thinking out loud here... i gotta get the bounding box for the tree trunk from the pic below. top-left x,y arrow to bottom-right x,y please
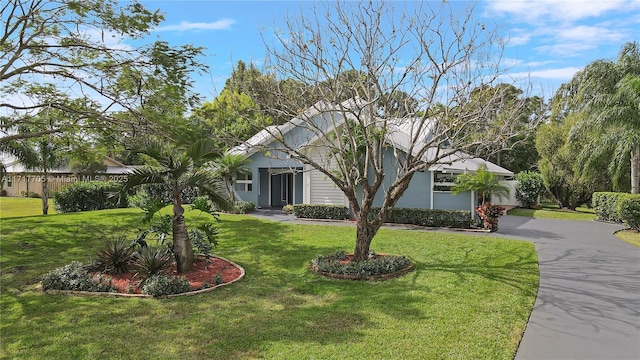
172,187 -> 194,273
632,146 -> 639,194
353,215 -> 379,262
41,173 -> 49,215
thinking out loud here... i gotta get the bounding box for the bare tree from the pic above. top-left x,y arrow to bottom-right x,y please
250,1 -> 540,261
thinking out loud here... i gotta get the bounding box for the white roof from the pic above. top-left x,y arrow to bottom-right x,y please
229,100 -> 513,176
1,155 -> 134,175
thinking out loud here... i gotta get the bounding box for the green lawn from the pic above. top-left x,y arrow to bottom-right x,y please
508,203 -> 596,221
1,207 -> 538,360
0,197 -> 56,218
615,230 -> 640,248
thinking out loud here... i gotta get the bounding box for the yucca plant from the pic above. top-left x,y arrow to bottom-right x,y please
132,246 -> 172,281
96,237 -> 134,274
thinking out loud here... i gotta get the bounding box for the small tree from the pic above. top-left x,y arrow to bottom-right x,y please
515,171 -> 545,208
451,165 -> 510,205
122,137 -> 228,273
213,154 -> 251,208
452,164 -> 510,231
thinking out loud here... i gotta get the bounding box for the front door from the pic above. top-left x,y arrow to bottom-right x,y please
271,173 -> 293,207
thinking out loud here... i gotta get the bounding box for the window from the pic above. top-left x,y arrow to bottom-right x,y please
236,173 -> 252,192
433,171 -> 457,192
5,175 -> 13,188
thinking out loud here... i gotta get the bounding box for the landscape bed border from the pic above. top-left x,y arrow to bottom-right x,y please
40,255 -> 246,299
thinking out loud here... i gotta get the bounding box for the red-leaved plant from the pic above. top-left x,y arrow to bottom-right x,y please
475,202 -> 505,231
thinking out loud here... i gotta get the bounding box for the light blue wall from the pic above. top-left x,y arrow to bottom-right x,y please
368,148 -> 431,208
433,191 -> 472,211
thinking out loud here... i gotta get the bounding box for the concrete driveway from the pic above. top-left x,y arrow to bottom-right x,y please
251,210 -> 640,359
494,216 -> 640,360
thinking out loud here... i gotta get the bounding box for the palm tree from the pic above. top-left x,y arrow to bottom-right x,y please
214,153 -> 251,208
1,132 -> 64,215
567,42 -> 640,193
451,164 -> 510,205
122,138 -> 229,273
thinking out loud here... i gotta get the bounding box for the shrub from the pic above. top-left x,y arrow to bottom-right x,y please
96,237 -> 134,274
20,190 -> 40,198
132,246 -> 172,281
128,184 -> 199,208
312,252 -> 412,278
475,203 -> 505,231
592,192 -> 640,223
618,196 -> 640,231
293,204 -> 350,220
54,181 -> 127,213
41,261 -> 116,292
282,204 -> 294,214
189,226 -> 218,257
141,274 -> 191,297
375,207 -> 474,228
234,201 -> 255,214
515,171 -> 545,208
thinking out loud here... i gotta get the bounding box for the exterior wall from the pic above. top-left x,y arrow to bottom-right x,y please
433,191 -> 473,211
369,149 -> 432,208
497,180 -> 519,206
303,146 -> 348,206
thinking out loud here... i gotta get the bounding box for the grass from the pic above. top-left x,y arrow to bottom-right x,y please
0,197 -> 56,218
1,207 -> 538,360
615,230 -> 640,248
508,203 -> 596,221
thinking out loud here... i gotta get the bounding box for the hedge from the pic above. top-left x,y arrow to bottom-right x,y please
54,181 -> 127,213
592,192 -> 640,223
618,196 -> 640,231
293,204 -> 473,228
373,207 -> 474,229
293,204 -> 350,220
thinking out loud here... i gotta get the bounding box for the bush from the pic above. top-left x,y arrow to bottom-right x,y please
141,274 -> 191,297
618,196 -> 640,231
128,184 -> 199,208
375,207 -> 474,229
293,204 -> 350,220
20,190 -> 40,198
234,201 -> 255,214
282,204 -> 294,214
42,261 -> 116,292
475,203 -> 505,231
312,251 -> 412,278
54,181 -> 127,213
96,237 -> 134,274
592,192 -> 640,223
515,171 -> 544,208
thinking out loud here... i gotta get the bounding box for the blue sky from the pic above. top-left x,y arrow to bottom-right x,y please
137,0 -> 640,102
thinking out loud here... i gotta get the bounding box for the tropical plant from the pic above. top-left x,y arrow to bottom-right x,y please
557,42 -> 640,194
451,164 -> 510,205
121,137 -> 229,273
213,153 -> 251,208
96,237 -> 134,275
132,246 -> 172,281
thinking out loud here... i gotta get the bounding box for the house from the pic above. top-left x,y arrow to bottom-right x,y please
229,100 -> 515,213
0,156 -> 134,197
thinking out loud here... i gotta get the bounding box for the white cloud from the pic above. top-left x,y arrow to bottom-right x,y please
508,66 -> 583,80
554,25 -> 626,43
486,0 -> 631,23
154,19 -> 236,32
